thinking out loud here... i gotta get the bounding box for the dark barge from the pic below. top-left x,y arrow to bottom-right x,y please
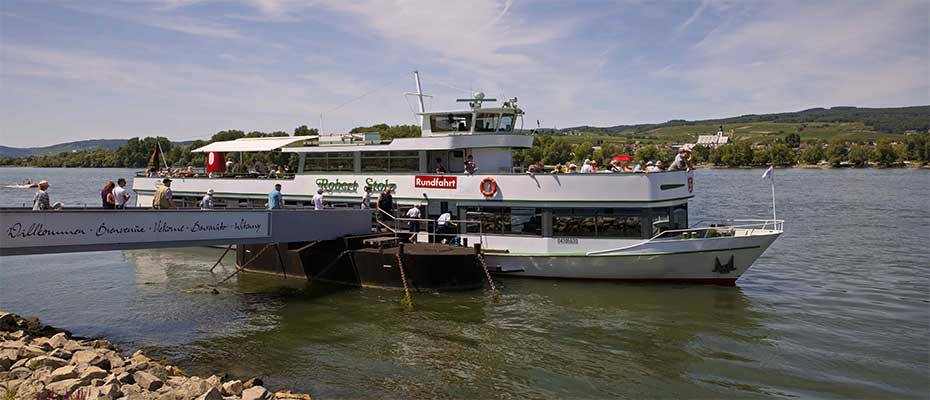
236,234 -> 487,291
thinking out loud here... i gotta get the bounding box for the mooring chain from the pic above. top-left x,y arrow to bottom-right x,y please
476,253 -> 497,292
214,243 -> 274,286
394,252 -> 413,309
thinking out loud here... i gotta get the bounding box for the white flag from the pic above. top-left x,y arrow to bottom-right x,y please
762,166 -> 774,180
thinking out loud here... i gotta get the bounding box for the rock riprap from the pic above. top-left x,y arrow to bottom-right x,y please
0,311 -> 312,400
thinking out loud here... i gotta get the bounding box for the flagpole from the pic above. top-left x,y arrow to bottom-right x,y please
771,171 -> 777,224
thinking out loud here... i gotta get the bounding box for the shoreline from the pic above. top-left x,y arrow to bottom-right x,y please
0,311 -> 310,400
0,163 -> 928,170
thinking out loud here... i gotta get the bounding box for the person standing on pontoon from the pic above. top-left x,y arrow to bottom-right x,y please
32,180 -> 62,211
113,178 -> 132,209
360,186 -> 372,209
268,184 -> 284,210
312,189 -> 325,210
406,204 -> 422,240
377,188 -> 395,228
200,189 -> 215,210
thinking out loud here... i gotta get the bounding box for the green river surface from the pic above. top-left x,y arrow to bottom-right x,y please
1,167 -> 927,399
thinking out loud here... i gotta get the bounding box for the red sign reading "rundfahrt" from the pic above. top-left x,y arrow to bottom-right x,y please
414,175 -> 457,189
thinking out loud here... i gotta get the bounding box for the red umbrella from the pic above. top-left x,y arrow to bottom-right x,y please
613,155 -> 633,162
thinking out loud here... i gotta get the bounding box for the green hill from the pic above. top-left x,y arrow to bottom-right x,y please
558,106 -> 928,144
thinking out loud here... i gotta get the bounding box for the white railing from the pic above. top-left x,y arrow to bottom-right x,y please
586,218 -> 784,256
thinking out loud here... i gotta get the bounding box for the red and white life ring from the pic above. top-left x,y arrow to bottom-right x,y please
480,177 -> 498,197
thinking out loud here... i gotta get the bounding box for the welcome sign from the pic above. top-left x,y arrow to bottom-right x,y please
1,210 -> 270,249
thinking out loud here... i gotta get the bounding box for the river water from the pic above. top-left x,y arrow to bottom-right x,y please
0,167 -> 927,399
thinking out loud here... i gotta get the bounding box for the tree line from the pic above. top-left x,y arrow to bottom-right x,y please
514,132 -> 930,168
0,124 -> 419,169
2,125 -> 927,169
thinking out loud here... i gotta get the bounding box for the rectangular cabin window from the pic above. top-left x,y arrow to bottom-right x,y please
303,152 -> 354,172
463,207 -> 542,236
430,114 -> 472,133
360,151 -> 419,172
552,208 -> 642,238
390,155 -> 419,172
361,151 -> 389,172
475,113 -> 501,132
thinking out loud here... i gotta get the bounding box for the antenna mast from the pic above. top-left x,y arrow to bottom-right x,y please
413,70 -> 426,114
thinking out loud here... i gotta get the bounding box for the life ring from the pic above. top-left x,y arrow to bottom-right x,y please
480,177 -> 498,197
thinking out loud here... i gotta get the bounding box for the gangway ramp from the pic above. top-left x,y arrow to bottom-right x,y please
0,208 -> 371,256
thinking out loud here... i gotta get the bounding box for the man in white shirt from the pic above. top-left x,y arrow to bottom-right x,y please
312,189 -> 325,210
112,178 -> 132,209
436,211 -> 457,243
405,204 -> 422,234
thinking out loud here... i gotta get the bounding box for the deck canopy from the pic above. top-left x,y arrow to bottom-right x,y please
192,136 -> 316,153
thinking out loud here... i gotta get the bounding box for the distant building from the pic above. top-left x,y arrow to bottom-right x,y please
695,126 -> 730,148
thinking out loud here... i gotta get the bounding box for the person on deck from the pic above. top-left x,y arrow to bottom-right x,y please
152,178 -> 175,209
464,155 -> 477,175
268,183 -> 284,210
645,161 -> 660,173
633,160 -> 645,173
434,158 -> 447,174
200,189 -> 215,210
184,166 -> 195,177
113,178 -> 131,209
580,160 -> 593,174
669,148 -> 692,171
102,181 -> 116,209
32,181 -> 62,211
312,189 -> 325,210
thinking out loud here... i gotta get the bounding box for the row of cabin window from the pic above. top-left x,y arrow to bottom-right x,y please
303,151 -> 420,173
429,113 -> 517,133
460,206 -> 688,239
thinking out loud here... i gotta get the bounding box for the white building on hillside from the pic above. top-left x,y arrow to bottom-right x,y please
696,126 -> 730,148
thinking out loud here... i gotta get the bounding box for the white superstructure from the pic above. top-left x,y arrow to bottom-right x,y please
133,72 -> 781,284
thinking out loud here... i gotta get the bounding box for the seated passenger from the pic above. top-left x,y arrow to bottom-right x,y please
633,161 -> 645,173
645,161 -> 660,173
464,155 -> 477,175
435,158 -> 447,174
655,160 -> 666,171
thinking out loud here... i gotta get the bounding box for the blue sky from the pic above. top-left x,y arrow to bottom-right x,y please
1,0 -> 928,147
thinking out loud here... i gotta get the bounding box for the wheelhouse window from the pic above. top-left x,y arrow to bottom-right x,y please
499,114 -> 516,132
303,152 -> 354,172
430,114 -> 472,132
475,113 -> 501,132
552,208 -> 642,238
463,207 -> 542,236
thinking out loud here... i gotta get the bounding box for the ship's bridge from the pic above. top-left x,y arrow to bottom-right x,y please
419,94 -> 524,137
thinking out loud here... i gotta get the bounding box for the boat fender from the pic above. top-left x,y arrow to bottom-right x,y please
480,177 -> 498,197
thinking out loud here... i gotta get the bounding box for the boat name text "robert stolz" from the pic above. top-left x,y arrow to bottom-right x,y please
315,178 -> 397,193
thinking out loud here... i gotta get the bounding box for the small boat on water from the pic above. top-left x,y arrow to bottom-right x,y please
132,71 -> 782,285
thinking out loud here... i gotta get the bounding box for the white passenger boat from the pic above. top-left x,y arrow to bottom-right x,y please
133,72 -> 782,284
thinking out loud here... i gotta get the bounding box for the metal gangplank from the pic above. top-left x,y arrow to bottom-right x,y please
0,208 -> 372,256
